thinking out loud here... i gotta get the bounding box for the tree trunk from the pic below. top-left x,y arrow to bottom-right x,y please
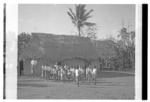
78,26 -> 81,37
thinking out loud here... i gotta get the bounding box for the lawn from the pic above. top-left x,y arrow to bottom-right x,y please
17,71 -> 135,99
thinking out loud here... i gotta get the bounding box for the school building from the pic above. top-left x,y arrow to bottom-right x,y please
18,33 -> 117,76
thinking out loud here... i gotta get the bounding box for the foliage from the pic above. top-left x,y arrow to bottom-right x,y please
18,32 -> 32,59
108,28 -> 135,71
86,25 -> 97,40
67,4 -> 96,37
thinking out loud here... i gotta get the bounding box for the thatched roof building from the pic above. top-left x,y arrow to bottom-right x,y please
18,33 -> 118,76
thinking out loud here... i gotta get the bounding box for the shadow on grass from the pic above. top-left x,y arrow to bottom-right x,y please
97,71 -> 134,78
18,83 -> 49,88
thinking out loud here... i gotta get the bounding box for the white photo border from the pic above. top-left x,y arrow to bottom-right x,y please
0,0 -> 148,101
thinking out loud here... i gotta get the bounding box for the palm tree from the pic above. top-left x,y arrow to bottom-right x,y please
67,4 -> 95,37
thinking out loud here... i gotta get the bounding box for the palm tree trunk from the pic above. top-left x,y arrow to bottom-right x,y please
78,26 -> 81,37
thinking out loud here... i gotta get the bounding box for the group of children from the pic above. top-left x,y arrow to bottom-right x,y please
41,63 -> 97,86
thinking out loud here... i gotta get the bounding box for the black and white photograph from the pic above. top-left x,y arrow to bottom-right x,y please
16,4 -> 137,99
2,0 -> 148,100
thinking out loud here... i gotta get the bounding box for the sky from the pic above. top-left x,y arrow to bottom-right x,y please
18,4 -> 135,39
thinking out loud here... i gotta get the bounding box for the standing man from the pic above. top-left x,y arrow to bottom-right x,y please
75,66 -> 79,87
86,65 -> 91,82
41,65 -> 44,77
54,62 -> 59,80
60,67 -> 64,81
30,59 -> 37,75
92,66 -> 97,85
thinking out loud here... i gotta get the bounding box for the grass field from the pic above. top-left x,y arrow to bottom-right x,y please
17,71 -> 135,99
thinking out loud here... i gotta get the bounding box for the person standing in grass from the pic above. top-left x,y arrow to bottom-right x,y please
30,59 -> 37,75
60,66 -> 64,81
86,65 -> 91,82
75,66 -> 79,87
54,63 -> 59,80
92,66 -> 97,85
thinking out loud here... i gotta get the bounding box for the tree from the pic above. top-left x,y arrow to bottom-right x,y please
118,27 -> 129,48
107,28 -> 135,71
18,32 -> 32,60
86,25 -> 97,40
67,4 -> 95,37
117,27 -> 135,70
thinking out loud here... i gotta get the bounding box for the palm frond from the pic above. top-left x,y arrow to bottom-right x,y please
67,12 -> 74,20
83,22 -> 96,26
79,4 -> 86,18
67,12 -> 77,25
81,15 -> 92,22
84,9 -> 94,18
68,8 -> 76,20
75,4 -> 80,19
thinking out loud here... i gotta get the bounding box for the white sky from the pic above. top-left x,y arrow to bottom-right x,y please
18,4 -> 135,39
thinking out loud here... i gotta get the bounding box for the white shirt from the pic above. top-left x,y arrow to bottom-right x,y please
31,60 -> 37,66
75,69 -> 79,76
93,68 -> 97,74
86,67 -> 90,74
54,64 -> 59,70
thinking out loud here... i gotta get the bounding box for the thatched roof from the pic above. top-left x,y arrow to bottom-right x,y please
20,33 -> 118,64
20,33 -> 98,62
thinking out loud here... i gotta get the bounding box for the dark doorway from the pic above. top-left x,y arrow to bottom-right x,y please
20,60 -> 24,76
